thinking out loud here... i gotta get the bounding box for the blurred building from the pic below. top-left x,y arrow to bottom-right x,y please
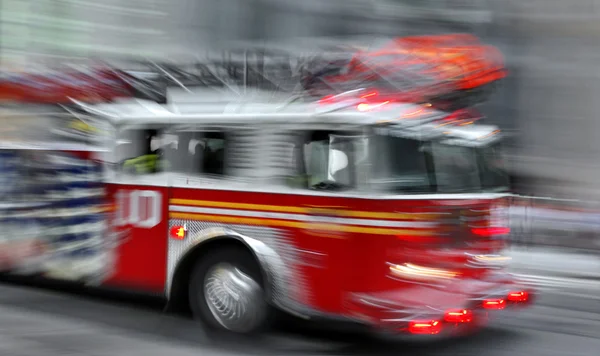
499,0 -> 600,199
1,0 -> 496,59
0,0 -> 171,64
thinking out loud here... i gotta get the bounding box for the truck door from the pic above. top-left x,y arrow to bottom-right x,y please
104,125 -> 171,292
291,130 -> 366,313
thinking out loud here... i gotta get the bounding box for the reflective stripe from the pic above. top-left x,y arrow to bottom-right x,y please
169,205 -> 437,229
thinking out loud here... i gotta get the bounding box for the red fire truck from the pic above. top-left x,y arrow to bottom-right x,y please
0,89 -> 532,337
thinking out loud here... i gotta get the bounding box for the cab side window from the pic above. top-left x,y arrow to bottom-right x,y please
116,128 -> 169,175
167,130 -> 227,177
289,130 -> 360,191
200,132 -> 226,176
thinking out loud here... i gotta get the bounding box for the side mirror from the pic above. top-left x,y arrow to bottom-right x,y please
328,149 -> 348,178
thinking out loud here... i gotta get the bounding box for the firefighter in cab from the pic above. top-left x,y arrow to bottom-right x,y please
122,129 -> 167,174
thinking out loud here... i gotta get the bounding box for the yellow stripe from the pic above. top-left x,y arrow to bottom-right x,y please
169,199 -> 439,221
169,212 -> 435,237
171,199 -> 305,213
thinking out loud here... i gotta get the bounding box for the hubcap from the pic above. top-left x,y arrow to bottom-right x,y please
203,263 -> 265,333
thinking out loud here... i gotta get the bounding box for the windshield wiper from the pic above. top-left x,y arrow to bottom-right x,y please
388,185 -> 436,194
310,180 -> 352,192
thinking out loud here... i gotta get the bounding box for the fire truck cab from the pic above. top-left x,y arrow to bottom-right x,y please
1,89 -> 533,337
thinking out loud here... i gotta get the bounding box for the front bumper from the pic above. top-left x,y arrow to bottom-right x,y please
344,279 -> 534,338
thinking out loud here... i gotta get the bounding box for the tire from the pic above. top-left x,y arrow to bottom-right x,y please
188,245 -> 270,334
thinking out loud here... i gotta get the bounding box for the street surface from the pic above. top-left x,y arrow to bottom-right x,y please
0,279 -> 598,356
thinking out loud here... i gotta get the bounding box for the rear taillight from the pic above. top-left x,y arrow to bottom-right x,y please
408,320 -> 442,335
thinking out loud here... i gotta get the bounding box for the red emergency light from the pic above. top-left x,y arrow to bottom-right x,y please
507,291 -> 530,303
408,320 -> 442,335
317,90 -> 484,126
444,309 -> 473,323
169,225 -> 186,240
482,298 -> 506,310
470,227 -> 510,237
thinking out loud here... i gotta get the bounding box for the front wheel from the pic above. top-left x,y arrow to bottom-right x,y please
189,246 -> 270,334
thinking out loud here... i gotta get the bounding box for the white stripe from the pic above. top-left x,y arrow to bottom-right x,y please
544,290 -> 600,301
515,274 -> 600,291
168,205 -> 438,228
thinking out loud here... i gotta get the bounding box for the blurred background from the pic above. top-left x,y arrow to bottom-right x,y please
2,0 -> 599,198
0,1 -> 599,355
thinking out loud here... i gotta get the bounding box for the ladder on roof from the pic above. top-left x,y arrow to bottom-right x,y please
107,36 -> 431,100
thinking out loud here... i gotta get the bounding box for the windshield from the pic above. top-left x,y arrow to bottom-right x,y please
370,136 -> 509,194
431,143 -> 481,192
477,143 -> 510,192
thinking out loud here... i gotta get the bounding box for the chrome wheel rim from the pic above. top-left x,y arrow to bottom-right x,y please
203,263 -> 265,333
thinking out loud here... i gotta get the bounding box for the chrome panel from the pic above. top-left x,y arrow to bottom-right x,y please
166,220 -> 314,317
